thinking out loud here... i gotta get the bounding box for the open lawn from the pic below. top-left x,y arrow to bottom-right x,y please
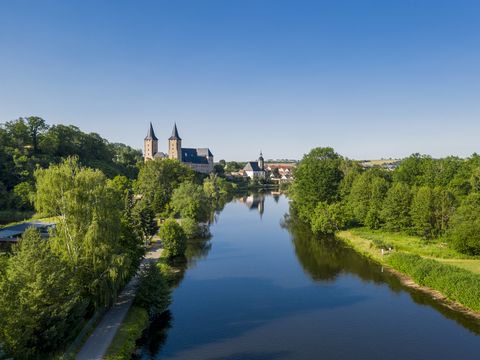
345,227 -> 470,259
337,228 -> 480,275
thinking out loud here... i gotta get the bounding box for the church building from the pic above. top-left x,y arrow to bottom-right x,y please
243,152 -> 266,179
144,123 -> 214,174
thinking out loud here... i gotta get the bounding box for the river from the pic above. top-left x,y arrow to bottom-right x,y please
139,193 -> 480,360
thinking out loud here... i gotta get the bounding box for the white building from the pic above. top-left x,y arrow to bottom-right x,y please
243,152 -> 266,179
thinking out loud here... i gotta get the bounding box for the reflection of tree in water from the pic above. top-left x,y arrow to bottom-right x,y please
283,213 -> 399,286
283,211 -> 480,335
139,234 -> 215,355
136,311 -> 172,358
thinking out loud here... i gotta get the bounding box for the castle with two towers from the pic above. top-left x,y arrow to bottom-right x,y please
144,123 -> 214,174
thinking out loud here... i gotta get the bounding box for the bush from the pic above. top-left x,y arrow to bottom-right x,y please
159,218 -> 187,258
386,252 -> 480,311
135,263 -> 171,317
181,218 -> 210,239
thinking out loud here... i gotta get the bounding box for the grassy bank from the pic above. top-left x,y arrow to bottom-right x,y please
337,228 -> 480,314
104,306 -> 149,360
387,253 -> 480,312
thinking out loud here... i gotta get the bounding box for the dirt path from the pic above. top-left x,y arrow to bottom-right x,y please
76,242 -> 163,360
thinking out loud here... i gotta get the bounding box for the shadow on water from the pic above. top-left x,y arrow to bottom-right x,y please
283,213 -> 480,335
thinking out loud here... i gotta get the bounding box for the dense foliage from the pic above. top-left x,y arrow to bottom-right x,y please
0,117 -> 142,219
135,263 -> 171,317
291,148 -> 480,254
159,219 -> 187,258
0,159 -> 145,358
134,159 -> 194,214
0,228 -> 86,357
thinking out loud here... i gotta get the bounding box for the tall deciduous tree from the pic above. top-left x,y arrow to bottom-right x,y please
171,181 -> 211,222
410,186 -> 437,239
381,182 -> 412,231
35,158 -> 132,307
291,147 -> 343,223
448,193 -> 480,255
0,229 -> 86,358
135,159 -> 194,214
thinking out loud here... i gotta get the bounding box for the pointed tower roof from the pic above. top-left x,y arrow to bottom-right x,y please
169,123 -> 182,140
145,122 -> 158,141
259,151 -> 264,160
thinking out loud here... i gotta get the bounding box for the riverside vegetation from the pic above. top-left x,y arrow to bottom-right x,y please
290,147 -> 480,313
0,117 -> 235,359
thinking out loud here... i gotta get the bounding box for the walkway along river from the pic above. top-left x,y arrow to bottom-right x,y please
138,193 -> 480,360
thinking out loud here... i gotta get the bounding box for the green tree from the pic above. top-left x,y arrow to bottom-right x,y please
434,187 -> 456,234
448,193 -> 480,255
0,229 -> 86,358
291,147 -> 343,223
25,116 -> 49,154
171,182 -> 211,222
381,182 -> 412,231
35,158 -> 132,307
159,218 -> 187,258
410,186 -> 437,239
135,159 -> 194,214
311,201 -> 348,234
132,198 -> 158,245
135,263 -> 171,317
364,176 -> 389,229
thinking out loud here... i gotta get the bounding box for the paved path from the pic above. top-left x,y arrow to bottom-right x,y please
76,242 -> 163,360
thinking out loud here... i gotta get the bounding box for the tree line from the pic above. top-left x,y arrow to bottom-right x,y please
291,148 -> 480,255
0,117 -> 142,217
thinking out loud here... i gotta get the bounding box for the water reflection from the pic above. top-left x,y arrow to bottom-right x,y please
283,211 -> 480,335
237,193 -> 265,218
139,194 -> 480,360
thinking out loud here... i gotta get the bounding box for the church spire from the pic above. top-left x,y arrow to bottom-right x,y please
169,123 -> 181,140
145,122 -> 158,141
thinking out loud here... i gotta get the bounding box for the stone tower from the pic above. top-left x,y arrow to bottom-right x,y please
258,151 -> 265,171
144,122 -> 158,161
168,123 -> 182,160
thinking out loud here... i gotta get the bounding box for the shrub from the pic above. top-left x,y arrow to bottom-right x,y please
159,218 -> 187,258
180,218 -> 201,239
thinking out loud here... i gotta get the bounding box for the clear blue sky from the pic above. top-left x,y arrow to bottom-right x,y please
1,0 -> 480,161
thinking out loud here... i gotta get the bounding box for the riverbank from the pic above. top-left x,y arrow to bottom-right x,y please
75,242 -> 164,360
337,228 -> 480,319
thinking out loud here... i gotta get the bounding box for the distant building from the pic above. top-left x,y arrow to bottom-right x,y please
144,123 -> 214,174
0,221 -> 56,244
243,152 -> 266,179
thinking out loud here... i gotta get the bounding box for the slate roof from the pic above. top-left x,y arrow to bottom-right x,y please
154,152 -> 167,158
244,162 -> 264,172
181,148 -> 210,164
197,148 -> 214,157
169,123 -> 182,140
145,122 -> 158,141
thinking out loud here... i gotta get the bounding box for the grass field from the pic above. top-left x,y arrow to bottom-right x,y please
337,228 -> 480,274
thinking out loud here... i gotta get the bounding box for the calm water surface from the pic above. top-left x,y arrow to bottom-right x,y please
140,194 -> 480,360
